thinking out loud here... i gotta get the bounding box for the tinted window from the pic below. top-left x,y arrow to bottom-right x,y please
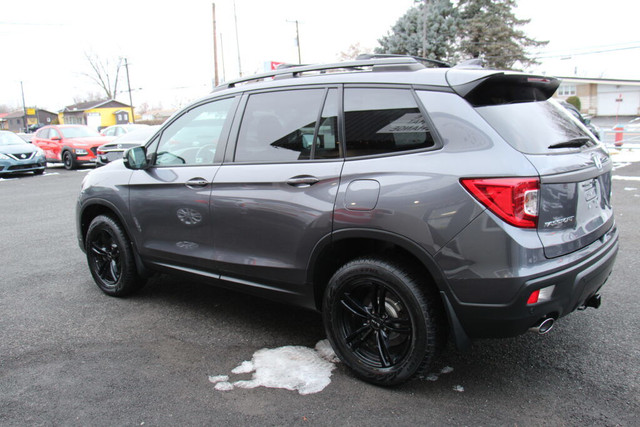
234,89 -> 326,162
476,99 -> 598,154
154,97 -> 234,166
344,88 -> 435,157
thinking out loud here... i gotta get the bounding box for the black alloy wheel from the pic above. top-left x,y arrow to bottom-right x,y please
323,257 -> 444,386
63,151 -> 76,170
85,215 -> 144,296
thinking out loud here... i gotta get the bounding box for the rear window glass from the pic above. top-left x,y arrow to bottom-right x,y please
344,88 -> 435,157
476,99 -> 598,154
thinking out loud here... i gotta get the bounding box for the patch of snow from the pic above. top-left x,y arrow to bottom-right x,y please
208,375 -> 229,384
613,176 -> 640,182
315,339 -> 339,363
624,187 -> 638,191
610,149 -> 640,164
425,374 -> 439,381
214,381 -> 234,391
209,339 -> 338,395
453,385 -> 465,392
440,366 -> 454,374
231,360 -> 254,374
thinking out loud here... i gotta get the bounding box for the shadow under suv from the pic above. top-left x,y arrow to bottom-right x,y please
76,56 -> 618,386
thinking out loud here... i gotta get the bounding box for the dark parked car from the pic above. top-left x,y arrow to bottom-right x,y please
76,56 -> 618,386
0,130 -> 46,176
559,100 -> 602,139
96,126 -> 160,166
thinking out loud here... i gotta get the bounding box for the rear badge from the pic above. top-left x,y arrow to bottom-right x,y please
544,216 -> 575,228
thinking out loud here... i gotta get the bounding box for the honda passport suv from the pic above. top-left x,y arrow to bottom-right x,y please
76,56 -> 618,386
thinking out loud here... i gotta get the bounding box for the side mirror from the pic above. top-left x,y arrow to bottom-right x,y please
123,146 -> 149,170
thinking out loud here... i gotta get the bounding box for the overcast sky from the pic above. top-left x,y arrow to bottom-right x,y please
1,0 -> 638,113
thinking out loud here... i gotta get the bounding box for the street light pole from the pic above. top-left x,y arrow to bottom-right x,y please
287,20 -> 302,64
20,81 -> 28,132
212,3 -> 219,87
124,58 -> 135,123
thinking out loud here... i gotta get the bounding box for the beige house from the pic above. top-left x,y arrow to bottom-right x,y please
554,77 -> 640,117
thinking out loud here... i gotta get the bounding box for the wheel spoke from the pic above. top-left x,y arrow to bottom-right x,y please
90,242 -> 109,258
97,258 -> 111,278
340,293 -> 369,319
348,326 -> 373,351
109,260 -> 120,282
376,330 -> 393,367
375,285 -> 387,316
384,318 -> 412,335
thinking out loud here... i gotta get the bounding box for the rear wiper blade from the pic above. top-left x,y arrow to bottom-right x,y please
548,137 -> 591,149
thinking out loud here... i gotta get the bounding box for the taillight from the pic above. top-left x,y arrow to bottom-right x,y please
460,177 -> 539,228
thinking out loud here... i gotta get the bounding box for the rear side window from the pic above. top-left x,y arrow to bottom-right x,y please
476,99 -> 598,154
344,88 -> 435,157
235,88 -> 338,162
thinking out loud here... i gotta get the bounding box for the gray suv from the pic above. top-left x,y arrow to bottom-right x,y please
76,56 -> 618,386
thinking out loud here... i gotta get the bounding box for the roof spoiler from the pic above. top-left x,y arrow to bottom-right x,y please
450,73 -> 560,107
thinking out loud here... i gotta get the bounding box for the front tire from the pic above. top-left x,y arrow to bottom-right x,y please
63,151 -> 77,170
85,215 -> 145,296
323,256 -> 444,386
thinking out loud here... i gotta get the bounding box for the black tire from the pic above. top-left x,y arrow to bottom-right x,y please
33,168 -> 45,175
63,151 -> 76,170
323,256 -> 444,386
85,215 -> 145,296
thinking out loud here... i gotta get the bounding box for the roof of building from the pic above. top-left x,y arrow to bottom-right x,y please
61,99 -> 131,113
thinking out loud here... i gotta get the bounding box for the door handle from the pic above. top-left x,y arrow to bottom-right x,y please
287,175 -> 320,188
185,177 -> 210,189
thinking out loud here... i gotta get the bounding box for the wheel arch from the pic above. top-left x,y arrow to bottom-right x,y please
79,199 -> 151,279
309,229 -> 449,309
308,228 -> 472,350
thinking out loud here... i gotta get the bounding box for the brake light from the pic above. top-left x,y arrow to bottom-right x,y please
460,177 -> 539,228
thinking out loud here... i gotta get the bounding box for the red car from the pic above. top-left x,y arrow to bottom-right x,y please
32,125 -> 114,170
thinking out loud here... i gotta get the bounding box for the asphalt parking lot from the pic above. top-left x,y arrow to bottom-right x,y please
1,160 -> 639,426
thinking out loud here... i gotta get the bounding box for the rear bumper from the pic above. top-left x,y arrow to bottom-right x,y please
447,225 -> 618,339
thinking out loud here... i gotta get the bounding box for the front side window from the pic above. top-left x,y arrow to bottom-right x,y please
154,97 -> 235,166
234,88 -> 336,162
344,88 -> 435,157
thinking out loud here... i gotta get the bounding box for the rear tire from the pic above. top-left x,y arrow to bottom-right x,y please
323,256 -> 444,386
85,215 -> 145,296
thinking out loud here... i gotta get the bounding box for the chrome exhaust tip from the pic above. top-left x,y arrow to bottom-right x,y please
529,318 -> 554,335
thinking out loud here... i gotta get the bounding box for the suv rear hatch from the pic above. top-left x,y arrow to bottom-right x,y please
454,73 -> 614,258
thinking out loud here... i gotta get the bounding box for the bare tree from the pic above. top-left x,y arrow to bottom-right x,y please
338,43 -> 370,61
72,91 -> 103,105
83,52 -> 122,100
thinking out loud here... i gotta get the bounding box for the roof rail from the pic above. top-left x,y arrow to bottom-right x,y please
213,57 -> 426,92
356,53 -> 451,69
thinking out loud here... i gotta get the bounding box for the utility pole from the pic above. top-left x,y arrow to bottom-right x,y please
287,20 -> 302,64
20,81 -> 28,132
212,3 -> 219,87
422,0 -> 430,58
124,58 -> 135,123
220,33 -> 226,82
233,0 -> 242,77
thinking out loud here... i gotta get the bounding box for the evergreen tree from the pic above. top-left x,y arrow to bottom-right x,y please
457,0 -> 547,69
375,0 -> 546,69
376,0 -> 460,64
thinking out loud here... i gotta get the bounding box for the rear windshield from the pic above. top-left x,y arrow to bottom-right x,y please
476,99 -> 599,154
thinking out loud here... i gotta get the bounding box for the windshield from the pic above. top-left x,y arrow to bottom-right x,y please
61,126 -> 101,138
476,98 -> 599,154
0,131 -> 28,146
